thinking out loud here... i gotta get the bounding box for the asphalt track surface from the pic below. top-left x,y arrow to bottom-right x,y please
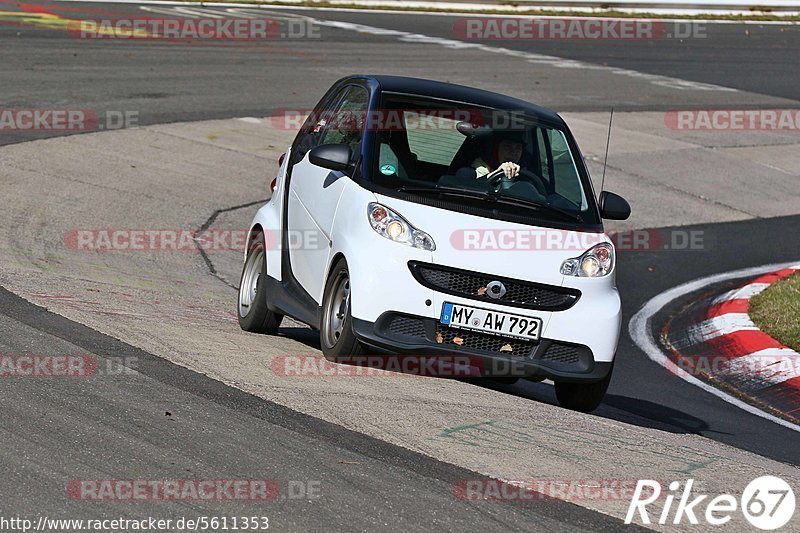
1,2 -> 799,530
1,285 -> 636,531
1,1 -> 799,147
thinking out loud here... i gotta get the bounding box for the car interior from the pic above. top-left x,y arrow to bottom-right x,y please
373,109 -> 586,213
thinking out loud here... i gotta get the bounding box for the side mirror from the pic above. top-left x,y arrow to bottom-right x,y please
599,191 -> 631,220
309,144 -> 352,172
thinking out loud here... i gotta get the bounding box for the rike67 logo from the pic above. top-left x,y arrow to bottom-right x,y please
626,476 -> 795,530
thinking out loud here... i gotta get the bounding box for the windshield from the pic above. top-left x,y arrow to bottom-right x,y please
368,93 -> 598,226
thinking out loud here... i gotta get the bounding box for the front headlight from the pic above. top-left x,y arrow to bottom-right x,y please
367,202 -> 435,251
560,242 -> 614,278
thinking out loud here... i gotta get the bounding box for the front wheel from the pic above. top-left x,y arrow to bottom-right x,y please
320,258 -> 365,357
554,364 -> 613,412
238,231 -> 283,334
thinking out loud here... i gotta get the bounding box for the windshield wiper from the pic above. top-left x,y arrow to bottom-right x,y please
397,185 -> 495,201
493,195 -> 583,222
397,185 -> 582,222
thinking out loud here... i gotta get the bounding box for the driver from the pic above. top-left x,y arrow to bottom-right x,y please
471,130 -> 524,180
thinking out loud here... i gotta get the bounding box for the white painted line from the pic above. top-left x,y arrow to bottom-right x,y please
684,312 -> 758,343
128,4 -> 738,92
629,260 -> 800,433
147,5 -> 228,17
712,282 -> 770,304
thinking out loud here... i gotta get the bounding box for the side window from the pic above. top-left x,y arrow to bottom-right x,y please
291,87 -> 349,164
548,129 -> 585,208
318,86 -> 369,162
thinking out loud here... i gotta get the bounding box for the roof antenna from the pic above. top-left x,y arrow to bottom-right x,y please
600,107 -> 614,193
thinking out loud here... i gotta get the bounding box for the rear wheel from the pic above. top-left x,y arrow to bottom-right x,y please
320,258 -> 365,357
238,231 -> 283,334
554,364 -> 613,412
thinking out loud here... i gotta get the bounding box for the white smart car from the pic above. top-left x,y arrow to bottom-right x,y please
238,75 -> 630,412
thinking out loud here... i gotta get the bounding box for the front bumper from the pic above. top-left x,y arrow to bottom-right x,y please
351,312 -> 613,383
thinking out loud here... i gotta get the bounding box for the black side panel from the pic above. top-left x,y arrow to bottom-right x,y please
264,275 -> 320,328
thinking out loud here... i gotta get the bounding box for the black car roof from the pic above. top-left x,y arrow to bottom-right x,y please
352,74 -> 564,125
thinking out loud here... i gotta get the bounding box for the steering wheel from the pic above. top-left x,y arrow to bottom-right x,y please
485,167 -> 547,196
484,167 -> 506,189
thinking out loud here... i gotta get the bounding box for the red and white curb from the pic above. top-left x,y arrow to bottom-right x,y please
679,267 -> 800,390
630,261 -> 800,432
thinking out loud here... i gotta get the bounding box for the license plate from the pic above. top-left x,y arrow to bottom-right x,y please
440,302 -> 542,341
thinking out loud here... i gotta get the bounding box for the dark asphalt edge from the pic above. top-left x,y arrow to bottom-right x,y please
0,285 -> 645,531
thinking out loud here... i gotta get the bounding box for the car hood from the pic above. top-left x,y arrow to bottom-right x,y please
374,193 -> 608,287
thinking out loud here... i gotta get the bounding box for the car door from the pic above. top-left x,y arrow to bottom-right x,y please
286,84 -> 369,302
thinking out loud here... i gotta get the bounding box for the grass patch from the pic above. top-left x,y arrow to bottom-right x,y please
750,272 -> 800,352
180,0 -> 800,22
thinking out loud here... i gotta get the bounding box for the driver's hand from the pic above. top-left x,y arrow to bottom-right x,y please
499,162 -> 520,179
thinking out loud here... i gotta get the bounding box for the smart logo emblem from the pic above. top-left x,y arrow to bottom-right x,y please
626,476 -> 795,529
486,280 -> 506,299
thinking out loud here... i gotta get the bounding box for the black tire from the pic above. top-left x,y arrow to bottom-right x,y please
554,364 -> 613,412
320,258 -> 365,357
237,231 -> 283,334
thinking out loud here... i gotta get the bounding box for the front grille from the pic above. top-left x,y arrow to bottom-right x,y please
409,262 -> 579,311
387,315 -> 427,338
435,325 -> 534,356
539,343 -> 580,365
